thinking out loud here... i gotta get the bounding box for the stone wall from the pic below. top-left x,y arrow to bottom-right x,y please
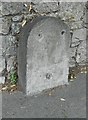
0,2 -> 87,84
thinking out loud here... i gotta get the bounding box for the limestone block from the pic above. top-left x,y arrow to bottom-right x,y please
2,35 -> 16,56
72,28 -> 86,42
77,41 -> 86,64
0,56 -> 5,73
33,2 -> 59,14
1,18 -> 11,35
0,18 -> 3,34
0,56 -> 5,84
18,16 -> 71,95
0,36 -> 2,56
1,3 -> 26,15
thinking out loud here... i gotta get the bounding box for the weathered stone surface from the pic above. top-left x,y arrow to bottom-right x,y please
6,46 -> 17,57
0,56 -> 5,73
12,15 -> 23,22
2,35 -> 16,56
11,23 -> 21,35
0,2 -> 2,17
18,16 -> 71,95
69,47 -> 77,67
0,56 -> 5,84
7,56 -> 15,72
0,36 -> 2,55
0,2 -> 87,87
72,28 -> 86,42
1,18 -> 11,35
1,3 -> 27,15
0,17 -> 3,24
76,41 -> 86,64
33,2 -> 59,14
59,2 -> 85,22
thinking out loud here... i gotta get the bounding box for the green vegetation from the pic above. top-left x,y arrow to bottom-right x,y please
9,70 -> 17,84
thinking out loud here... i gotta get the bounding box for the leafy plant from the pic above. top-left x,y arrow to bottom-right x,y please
9,70 -> 17,84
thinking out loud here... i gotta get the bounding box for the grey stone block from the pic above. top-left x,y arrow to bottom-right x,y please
2,35 -> 16,57
0,56 -> 5,84
33,2 -> 59,14
0,36 -> 2,56
1,3 -> 26,16
77,40 -> 86,64
18,16 -> 71,95
0,56 -> 5,73
1,18 -> 11,35
72,28 -> 86,42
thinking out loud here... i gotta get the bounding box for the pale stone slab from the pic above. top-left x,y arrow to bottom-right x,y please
18,16 -> 71,95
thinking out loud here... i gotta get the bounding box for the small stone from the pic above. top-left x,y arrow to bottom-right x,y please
0,77 -> 5,84
12,15 -> 23,22
24,4 -> 28,7
11,23 -> 21,35
60,98 -> 66,101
